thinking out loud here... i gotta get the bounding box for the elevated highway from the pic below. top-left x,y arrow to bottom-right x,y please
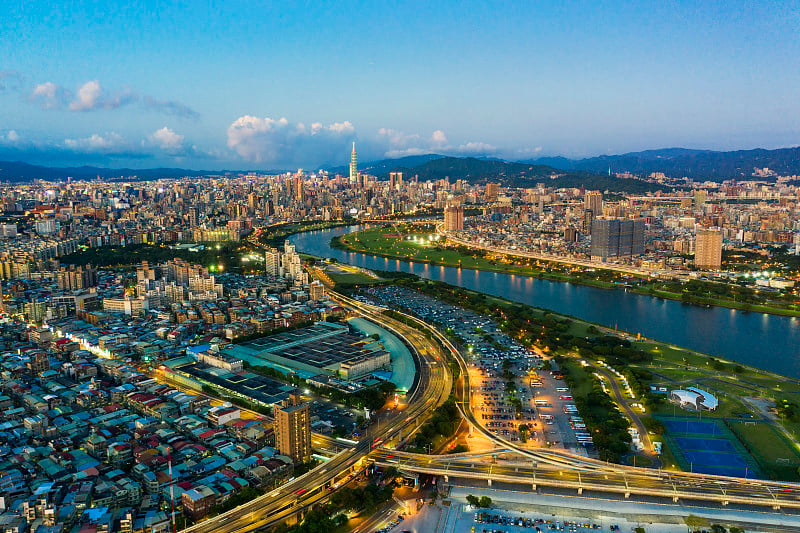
372,449 -> 800,510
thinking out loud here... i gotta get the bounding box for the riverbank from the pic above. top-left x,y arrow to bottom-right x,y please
332,226 -> 800,317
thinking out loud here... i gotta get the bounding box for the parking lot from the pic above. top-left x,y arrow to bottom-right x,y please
388,502 -> 658,533
361,286 -> 594,456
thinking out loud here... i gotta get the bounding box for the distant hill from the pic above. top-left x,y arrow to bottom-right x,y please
0,161 -> 214,182
524,146 -> 800,180
326,153 -> 445,176
0,161 -> 299,182
374,156 -> 671,193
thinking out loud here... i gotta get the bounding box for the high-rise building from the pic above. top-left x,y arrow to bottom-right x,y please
590,217 -> 645,260
264,249 -> 279,276
443,205 -> 464,231
695,229 -> 723,270
349,142 -> 358,184
389,172 -> 403,191
584,191 -> 603,232
274,393 -> 311,462
56,264 -> 98,290
584,191 -> 603,216
309,280 -> 325,301
485,183 -> 499,202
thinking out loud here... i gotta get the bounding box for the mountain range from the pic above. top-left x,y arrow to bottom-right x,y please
1,145 -> 797,187
523,146 -> 800,179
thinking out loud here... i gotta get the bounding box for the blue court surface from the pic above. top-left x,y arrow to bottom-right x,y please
674,437 -> 736,453
663,419 -> 724,435
683,451 -> 747,468
658,416 -> 761,478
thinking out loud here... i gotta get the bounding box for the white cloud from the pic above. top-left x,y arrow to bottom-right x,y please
148,127 -> 185,153
327,121 -> 355,135
64,132 -> 128,154
456,141 -> 497,154
26,78 -> 197,117
69,80 -> 102,111
2,130 -> 20,144
378,127 -> 495,158
30,82 -> 66,109
226,115 -> 355,165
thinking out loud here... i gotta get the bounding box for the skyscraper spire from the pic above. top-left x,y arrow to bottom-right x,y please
349,141 -> 358,184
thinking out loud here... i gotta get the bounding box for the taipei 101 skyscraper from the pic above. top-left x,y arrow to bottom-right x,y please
349,141 -> 358,185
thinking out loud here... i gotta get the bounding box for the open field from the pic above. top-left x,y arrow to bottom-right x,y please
729,421 -> 800,480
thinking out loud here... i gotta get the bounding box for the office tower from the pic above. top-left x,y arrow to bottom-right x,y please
274,394 -> 311,462
264,249 -> 279,276
590,217 -> 645,260
349,142 -> 358,185
695,229 -> 723,270
389,172 -> 403,191
564,227 -> 578,242
485,183 -> 499,202
444,205 -> 465,231
584,191 -> 603,217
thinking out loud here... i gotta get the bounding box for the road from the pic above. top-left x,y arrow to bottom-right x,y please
180,292 -> 452,533
584,360 -> 655,456
373,448 -> 800,510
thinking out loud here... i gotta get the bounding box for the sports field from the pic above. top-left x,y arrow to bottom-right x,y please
659,416 -> 761,478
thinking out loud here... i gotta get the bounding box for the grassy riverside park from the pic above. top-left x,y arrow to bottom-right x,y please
332,225 -> 800,317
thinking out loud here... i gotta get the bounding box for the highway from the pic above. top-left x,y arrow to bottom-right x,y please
372,448 -> 800,510
180,291 -> 452,533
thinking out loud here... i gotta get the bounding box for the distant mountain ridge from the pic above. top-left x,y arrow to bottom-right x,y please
0,161 -> 293,182
2,144 -> 797,185
524,146 -> 800,179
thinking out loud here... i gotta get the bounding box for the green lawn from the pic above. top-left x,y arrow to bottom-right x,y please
729,421 -> 800,481
327,272 -> 383,286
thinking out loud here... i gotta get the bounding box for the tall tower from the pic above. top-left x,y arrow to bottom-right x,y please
349,142 -> 358,185
695,229 -> 723,270
275,393 -> 311,462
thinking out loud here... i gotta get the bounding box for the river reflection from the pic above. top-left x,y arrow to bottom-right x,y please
290,226 -> 800,378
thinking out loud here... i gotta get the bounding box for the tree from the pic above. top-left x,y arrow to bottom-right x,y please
478,496 -> 492,508
710,526 -> 727,533
518,423 -> 529,443
729,527 -> 744,533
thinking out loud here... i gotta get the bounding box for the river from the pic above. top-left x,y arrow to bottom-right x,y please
290,226 -> 800,378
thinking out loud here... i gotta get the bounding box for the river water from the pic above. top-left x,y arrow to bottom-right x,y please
290,226 -> 800,378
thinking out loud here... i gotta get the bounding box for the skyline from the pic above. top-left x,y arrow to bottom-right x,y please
2,1 -> 799,169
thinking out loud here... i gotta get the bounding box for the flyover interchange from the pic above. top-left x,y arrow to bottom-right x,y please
185,291 -> 800,532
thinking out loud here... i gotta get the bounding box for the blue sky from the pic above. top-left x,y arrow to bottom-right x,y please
1,1 -> 799,169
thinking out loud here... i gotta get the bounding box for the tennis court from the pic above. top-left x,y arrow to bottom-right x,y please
658,416 -> 762,478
